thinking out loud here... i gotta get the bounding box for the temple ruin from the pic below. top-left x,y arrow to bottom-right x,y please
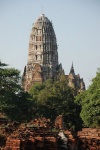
22,14 -> 85,92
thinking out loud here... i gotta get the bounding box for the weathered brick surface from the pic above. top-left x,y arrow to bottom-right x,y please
2,129 -> 99,150
77,128 -> 100,150
3,137 -> 58,150
4,139 -> 20,150
0,118 -> 100,150
55,115 -> 64,130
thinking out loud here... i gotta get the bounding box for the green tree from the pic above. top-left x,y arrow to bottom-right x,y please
0,61 -> 33,122
76,69 -> 100,128
29,75 -> 82,130
0,61 -> 21,112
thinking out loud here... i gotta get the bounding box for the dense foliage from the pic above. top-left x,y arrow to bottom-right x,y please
1,60 -> 100,129
0,61 -> 33,122
76,69 -> 100,128
29,76 -> 82,130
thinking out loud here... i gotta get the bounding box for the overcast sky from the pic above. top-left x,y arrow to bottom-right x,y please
0,0 -> 100,88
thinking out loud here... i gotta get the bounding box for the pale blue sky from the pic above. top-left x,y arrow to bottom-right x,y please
0,0 -> 100,88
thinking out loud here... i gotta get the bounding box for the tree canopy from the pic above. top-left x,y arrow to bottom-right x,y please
0,61 -> 33,122
76,69 -> 100,128
1,60 -> 100,129
29,75 -> 82,130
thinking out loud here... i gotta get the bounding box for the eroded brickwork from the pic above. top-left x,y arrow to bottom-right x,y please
0,118 -> 100,150
2,129 -> 100,150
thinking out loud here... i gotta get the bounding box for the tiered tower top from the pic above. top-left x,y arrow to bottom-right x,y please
35,14 -> 50,23
28,14 -> 58,68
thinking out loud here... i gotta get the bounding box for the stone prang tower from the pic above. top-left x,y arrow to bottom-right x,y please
22,14 -> 59,91
22,13 -> 85,93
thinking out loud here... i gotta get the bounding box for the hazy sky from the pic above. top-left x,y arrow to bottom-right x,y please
0,0 -> 100,88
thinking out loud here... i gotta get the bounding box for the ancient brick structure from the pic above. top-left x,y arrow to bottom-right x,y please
66,63 -> 85,94
55,115 -> 64,130
0,118 -> 100,150
22,14 -> 85,92
22,14 -> 59,91
1,127 -> 100,150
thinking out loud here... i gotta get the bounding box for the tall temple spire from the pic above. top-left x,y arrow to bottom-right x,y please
22,13 -> 85,93
67,61 -> 85,94
22,14 -> 59,91
70,62 -> 75,75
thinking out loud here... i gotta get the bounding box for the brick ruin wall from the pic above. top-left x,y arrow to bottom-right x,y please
1,129 -> 100,150
0,118 -> 100,150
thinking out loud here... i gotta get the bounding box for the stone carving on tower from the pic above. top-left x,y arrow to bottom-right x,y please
22,14 -> 85,93
22,14 -> 59,91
